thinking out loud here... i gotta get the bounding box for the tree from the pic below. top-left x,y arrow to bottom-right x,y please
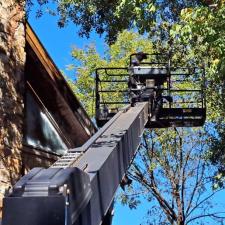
66,30 -> 225,224
171,1 -> 225,178
27,0 -> 204,43
121,127 -> 225,225
140,1 -> 225,179
175,2 -> 225,121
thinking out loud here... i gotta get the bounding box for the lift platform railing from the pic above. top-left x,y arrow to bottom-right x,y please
95,68 -> 130,127
147,67 -> 206,127
95,53 -> 172,127
165,67 -> 206,108
95,63 -> 206,128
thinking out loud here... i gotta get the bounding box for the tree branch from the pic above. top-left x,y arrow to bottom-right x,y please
187,212 -> 225,224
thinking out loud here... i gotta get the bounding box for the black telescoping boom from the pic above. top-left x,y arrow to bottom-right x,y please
2,102 -> 149,225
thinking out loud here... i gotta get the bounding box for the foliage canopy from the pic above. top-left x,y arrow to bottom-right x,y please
27,0 -> 205,43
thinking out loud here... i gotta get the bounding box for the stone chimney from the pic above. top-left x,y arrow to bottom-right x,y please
0,0 -> 26,216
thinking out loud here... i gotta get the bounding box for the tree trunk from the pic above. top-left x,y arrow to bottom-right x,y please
0,0 -> 26,217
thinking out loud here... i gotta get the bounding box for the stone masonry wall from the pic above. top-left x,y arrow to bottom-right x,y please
0,0 -> 26,216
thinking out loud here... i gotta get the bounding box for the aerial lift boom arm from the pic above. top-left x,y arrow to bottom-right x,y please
2,102 -> 149,225
2,52 -> 206,225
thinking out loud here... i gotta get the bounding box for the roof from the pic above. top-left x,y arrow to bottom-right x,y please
25,22 -> 97,148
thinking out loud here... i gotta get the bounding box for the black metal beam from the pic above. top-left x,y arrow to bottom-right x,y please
73,102 -> 148,225
2,102 -> 149,225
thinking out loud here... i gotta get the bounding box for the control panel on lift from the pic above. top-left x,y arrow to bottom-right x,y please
95,52 -> 206,128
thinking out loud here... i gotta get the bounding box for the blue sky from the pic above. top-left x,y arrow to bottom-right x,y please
28,6 -> 225,225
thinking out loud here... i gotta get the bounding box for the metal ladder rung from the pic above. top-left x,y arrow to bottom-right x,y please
51,152 -> 82,168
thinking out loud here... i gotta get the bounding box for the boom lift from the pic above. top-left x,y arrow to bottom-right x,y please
2,53 -> 206,225
96,53 -> 205,128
